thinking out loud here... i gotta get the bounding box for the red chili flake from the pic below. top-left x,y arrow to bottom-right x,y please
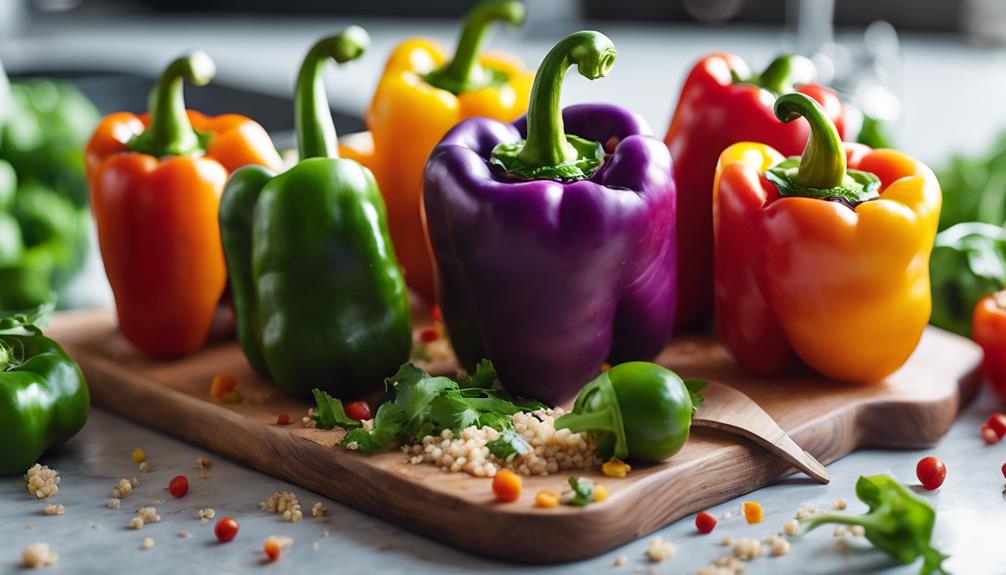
695,511 -> 717,534
276,413 -> 291,426
420,328 -> 439,343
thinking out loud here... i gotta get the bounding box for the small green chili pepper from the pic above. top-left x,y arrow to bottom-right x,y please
800,475 -> 949,575
0,301 -> 90,475
554,362 -> 704,462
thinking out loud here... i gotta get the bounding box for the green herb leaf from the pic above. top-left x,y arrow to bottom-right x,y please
311,389 -> 362,431
930,222 -> 1006,336
340,403 -> 409,454
0,296 -> 56,332
426,390 -> 480,434
486,429 -> 531,459
458,359 -> 497,389
799,475 -> 949,575
565,476 -> 594,507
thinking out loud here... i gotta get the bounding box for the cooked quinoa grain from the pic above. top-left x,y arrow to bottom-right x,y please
138,507 -> 161,523
260,491 -> 302,522
795,503 -> 817,521
407,409 -> 600,477
21,543 -> 58,568
730,538 -> 762,560
106,498 -> 121,509
112,479 -> 132,498
129,517 -> 144,530
832,499 -> 847,511
196,508 -> 215,522
763,535 -> 791,556
141,537 -> 154,550
311,502 -> 328,518
42,504 -> 64,516
697,555 -> 747,575
644,536 -> 676,562
783,519 -> 800,535
25,465 -> 60,499
613,554 -> 627,566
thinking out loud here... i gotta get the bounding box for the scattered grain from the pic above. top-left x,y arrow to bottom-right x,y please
42,504 -> 64,516
613,554 -> 627,567
197,507 -> 215,522
832,499 -> 847,511
21,543 -> 58,568
141,537 -> 154,550
730,538 -> 762,560
112,479 -> 132,498
311,502 -> 328,519
763,535 -> 790,556
783,519 -> 800,535
25,465 -> 60,499
260,491 -> 302,522
644,536 -> 676,562
107,498 -> 121,509
178,531 -> 191,538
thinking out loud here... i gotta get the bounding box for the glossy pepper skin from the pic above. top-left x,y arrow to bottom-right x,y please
665,53 -> 844,329
972,291 -> 1006,401
221,28 -> 411,399
424,32 -> 676,406
86,52 -> 282,358
0,305 -> 89,476
340,0 -> 533,302
714,94 -> 940,382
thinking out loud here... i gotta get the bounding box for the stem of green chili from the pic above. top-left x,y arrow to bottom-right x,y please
774,92 -> 846,189
130,51 -> 215,158
438,0 -> 525,93
516,31 -> 616,170
295,26 -> 370,160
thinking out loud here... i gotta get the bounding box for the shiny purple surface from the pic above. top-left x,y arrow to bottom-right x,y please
423,104 -> 677,405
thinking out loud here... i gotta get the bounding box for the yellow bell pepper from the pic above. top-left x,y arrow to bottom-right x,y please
713,93 -> 940,383
341,0 -> 533,301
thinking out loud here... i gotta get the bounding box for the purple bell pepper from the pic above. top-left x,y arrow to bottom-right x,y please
423,31 -> 677,405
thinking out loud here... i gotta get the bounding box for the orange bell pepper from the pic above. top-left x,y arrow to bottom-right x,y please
713,93 -> 940,382
340,0 -> 533,301
85,52 -> 282,358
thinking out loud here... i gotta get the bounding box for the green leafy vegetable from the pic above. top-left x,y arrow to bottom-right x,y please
310,389 -> 362,431
486,429 -> 531,459
938,132 -> 1006,232
565,476 -> 594,507
335,361 -> 543,454
799,475 -> 949,575
929,222 -> 1006,336
0,296 -> 54,331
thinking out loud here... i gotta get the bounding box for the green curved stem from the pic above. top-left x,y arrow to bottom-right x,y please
129,51 -> 215,157
756,53 -> 814,94
775,92 -> 846,189
295,26 -> 370,160
432,0 -> 525,94
517,31 -> 616,169
0,340 -> 10,371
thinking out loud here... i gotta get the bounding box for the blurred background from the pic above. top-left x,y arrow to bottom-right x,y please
2,0 -> 1006,331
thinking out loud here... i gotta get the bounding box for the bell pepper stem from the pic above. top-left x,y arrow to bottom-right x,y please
517,31 -> 616,169
0,340 -> 10,370
439,0 -> 525,93
555,373 -> 629,460
132,51 -> 215,158
295,26 -> 370,161
757,54 -> 813,94
774,92 -> 846,189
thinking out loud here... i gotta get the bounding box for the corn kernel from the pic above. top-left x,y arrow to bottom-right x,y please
602,458 -> 631,478
131,448 -> 145,463
742,501 -> 764,524
535,489 -> 560,508
593,484 -> 609,502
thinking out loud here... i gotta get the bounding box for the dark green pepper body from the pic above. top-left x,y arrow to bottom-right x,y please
220,27 -> 411,399
0,322 -> 89,475
222,159 -> 411,398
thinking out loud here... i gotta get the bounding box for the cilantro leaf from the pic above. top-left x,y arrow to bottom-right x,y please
684,379 -> 707,415
311,389 -> 362,431
566,476 -> 594,507
458,359 -> 497,389
486,429 -> 530,459
426,391 -> 480,433
340,402 -> 408,454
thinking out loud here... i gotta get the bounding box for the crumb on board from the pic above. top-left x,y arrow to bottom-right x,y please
832,499 -> 847,511
730,538 -> 762,560
795,503 -> 817,522
783,519 -> 800,535
178,530 -> 191,538
141,537 -> 154,550
26,465 -> 60,499
107,498 -> 121,509
197,508 -> 215,522
42,504 -> 64,516
21,543 -> 58,568
260,492 -> 302,522
138,461 -> 150,473
112,479 -> 132,498
613,554 -> 627,567
697,555 -> 746,575
196,456 -> 212,472
311,502 -> 328,519
763,535 -> 791,556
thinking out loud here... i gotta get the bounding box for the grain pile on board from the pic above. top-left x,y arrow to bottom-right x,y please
25,465 -> 60,499
405,409 -> 601,477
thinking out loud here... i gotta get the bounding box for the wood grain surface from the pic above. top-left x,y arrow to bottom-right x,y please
45,308 -> 983,563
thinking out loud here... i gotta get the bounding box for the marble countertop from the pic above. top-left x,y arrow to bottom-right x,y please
3,14 -> 1006,575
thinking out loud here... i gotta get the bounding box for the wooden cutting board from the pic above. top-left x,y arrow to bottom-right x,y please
45,308 -> 982,564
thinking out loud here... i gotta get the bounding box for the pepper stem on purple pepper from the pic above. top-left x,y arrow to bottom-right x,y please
295,26 -> 370,160
426,0 -> 525,95
489,31 -> 616,181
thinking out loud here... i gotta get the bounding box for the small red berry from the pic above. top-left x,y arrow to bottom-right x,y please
695,511 -> 717,534
344,400 -> 372,421
982,424 -> 1001,445
986,413 -> 1006,438
916,456 -> 946,491
168,475 -> 189,498
276,413 -> 291,426
215,517 -> 239,543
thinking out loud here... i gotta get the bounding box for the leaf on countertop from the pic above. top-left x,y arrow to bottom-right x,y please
311,389 -> 362,431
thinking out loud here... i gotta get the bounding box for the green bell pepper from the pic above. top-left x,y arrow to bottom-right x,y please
799,475 -> 949,575
554,362 -> 705,462
220,26 -> 411,399
0,301 -> 90,475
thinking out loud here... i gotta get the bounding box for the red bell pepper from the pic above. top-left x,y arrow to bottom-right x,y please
973,290 -> 1006,400
664,53 -> 844,329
